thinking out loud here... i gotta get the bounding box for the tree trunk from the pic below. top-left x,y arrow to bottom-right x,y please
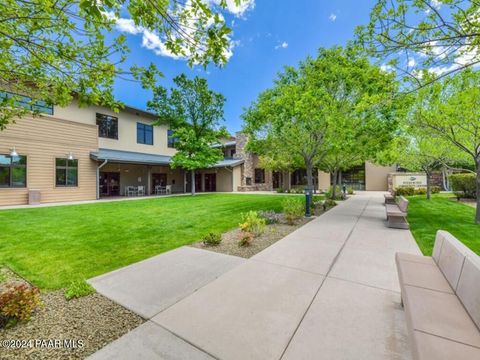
426,170 -> 431,200
476,158 -> 480,224
191,169 -> 196,196
331,169 -> 338,200
306,162 -> 313,190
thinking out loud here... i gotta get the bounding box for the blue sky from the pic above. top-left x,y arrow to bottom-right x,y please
113,1 -> 376,134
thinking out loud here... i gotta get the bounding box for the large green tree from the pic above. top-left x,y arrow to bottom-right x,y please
358,0 -> 480,87
243,47 -> 399,192
0,0 -> 241,129
410,69 -> 480,222
147,74 -> 226,195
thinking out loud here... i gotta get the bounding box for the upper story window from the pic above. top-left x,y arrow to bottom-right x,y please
0,91 -> 53,115
168,129 -> 179,148
55,158 -> 78,187
0,154 -> 27,188
96,113 -> 118,139
137,123 -> 153,145
254,168 -> 265,184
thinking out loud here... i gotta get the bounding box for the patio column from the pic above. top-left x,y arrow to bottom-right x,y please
147,166 -> 152,195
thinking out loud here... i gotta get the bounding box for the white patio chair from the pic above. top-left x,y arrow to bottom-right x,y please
126,186 -> 137,197
137,185 -> 145,196
165,185 -> 172,195
155,185 -> 166,195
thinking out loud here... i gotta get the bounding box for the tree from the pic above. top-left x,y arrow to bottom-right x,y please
358,0 -> 480,87
147,74 -> 226,195
411,69 -> 480,222
0,0 -> 241,129
243,47 -> 399,193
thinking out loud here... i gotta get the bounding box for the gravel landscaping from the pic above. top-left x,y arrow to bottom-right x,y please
191,216 -> 313,258
0,268 -> 144,360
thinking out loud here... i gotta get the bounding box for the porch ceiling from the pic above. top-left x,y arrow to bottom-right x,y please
90,148 -> 244,168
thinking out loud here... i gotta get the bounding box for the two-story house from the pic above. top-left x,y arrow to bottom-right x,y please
0,94 -> 244,206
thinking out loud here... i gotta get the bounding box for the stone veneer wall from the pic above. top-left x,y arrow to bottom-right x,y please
235,132 -> 273,191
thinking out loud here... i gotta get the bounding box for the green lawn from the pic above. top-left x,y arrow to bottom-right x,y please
407,194 -> 480,256
0,194 -> 288,290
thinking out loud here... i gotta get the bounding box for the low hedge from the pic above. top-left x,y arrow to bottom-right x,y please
449,173 -> 477,199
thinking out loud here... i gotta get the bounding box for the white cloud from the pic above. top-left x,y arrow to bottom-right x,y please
329,13 -> 337,22
380,64 -> 394,73
207,0 -> 255,18
408,58 -> 416,67
105,1 -> 241,62
275,41 -> 288,50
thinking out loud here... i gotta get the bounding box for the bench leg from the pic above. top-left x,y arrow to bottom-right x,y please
387,216 -> 410,230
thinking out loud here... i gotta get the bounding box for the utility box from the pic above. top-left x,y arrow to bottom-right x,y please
28,190 -> 41,205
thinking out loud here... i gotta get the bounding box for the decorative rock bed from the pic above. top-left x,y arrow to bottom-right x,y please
0,268 -> 144,359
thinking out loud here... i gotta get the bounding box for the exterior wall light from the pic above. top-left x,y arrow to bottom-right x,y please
10,147 -> 18,157
67,152 -> 74,160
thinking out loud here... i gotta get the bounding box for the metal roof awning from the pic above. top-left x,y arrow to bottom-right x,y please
90,148 -> 244,168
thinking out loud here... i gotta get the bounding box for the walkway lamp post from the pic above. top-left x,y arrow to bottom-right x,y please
304,186 -> 313,217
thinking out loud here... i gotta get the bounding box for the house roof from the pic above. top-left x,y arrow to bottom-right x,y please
90,148 -> 243,168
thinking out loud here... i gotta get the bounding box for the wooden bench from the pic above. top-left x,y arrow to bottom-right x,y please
385,195 -> 409,229
396,231 -> 480,360
384,190 -> 396,205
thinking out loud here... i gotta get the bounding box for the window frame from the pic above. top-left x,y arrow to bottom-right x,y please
96,113 -> 119,140
137,122 -> 154,145
254,168 -> 265,184
55,158 -> 79,187
0,91 -> 53,115
167,129 -> 179,148
0,154 -> 27,188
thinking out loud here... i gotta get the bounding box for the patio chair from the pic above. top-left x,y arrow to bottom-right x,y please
155,185 -> 166,195
165,185 -> 172,195
126,186 -> 137,197
137,185 -> 145,196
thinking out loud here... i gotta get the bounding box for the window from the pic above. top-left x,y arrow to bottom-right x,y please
137,123 -> 153,145
254,168 -> 265,184
168,129 -> 179,148
0,91 -> 53,115
56,158 -> 78,187
96,113 -> 118,139
0,154 -> 27,187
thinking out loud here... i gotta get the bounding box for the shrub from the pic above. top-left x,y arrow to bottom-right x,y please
325,185 -> 343,199
449,173 -> 476,199
431,186 -> 441,194
347,187 -> 354,195
282,197 -> 304,225
395,186 -> 415,196
0,283 -> 41,326
276,188 -> 285,193
64,280 -> 95,300
323,199 -> 337,209
414,188 -> 427,195
258,210 -> 282,224
202,232 -> 222,246
239,211 -> 266,236
238,231 -> 254,247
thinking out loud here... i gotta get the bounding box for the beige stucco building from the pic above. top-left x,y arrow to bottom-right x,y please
0,94 -> 395,206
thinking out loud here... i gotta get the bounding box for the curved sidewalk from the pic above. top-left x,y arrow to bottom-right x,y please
90,192 -> 421,360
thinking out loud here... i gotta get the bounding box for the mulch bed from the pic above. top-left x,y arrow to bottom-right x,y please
0,268 -> 144,360
191,215 -> 316,258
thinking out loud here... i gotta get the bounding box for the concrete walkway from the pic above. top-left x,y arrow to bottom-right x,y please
89,192 -> 421,360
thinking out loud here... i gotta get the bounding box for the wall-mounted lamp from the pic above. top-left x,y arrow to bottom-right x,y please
67,152 -> 74,161
10,147 -> 18,157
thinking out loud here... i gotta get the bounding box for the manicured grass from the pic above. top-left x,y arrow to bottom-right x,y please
0,194 -> 288,290
407,194 -> 480,256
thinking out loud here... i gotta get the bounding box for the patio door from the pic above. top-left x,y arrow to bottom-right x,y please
100,172 -> 120,196
152,173 -> 167,193
204,173 -> 216,192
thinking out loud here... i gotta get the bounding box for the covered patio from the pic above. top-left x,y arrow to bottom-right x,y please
90,148 -> 243,198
